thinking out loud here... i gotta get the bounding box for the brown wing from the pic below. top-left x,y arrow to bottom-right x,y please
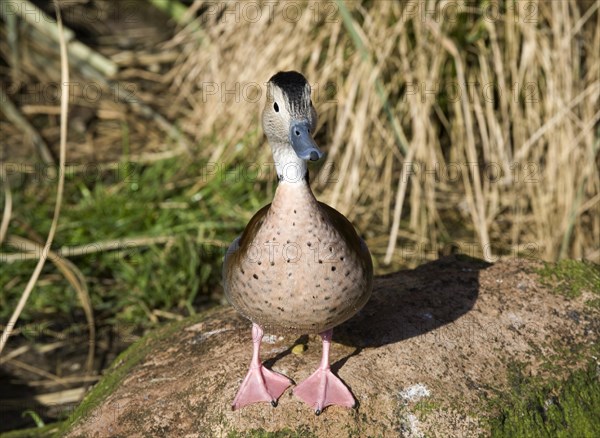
222,203 -> 271,293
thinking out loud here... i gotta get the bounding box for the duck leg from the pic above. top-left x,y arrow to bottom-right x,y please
293,329 -> 356,414
232,323 -> 292,410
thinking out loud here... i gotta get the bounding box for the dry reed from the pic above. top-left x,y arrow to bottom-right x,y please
168,0 -> 599,267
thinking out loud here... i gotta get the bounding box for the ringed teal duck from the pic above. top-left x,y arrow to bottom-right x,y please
223,71 -> 373,414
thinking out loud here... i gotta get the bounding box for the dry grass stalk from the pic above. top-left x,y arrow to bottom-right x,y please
0,88 -> 56,167
0,167 -> 12,246
168,0 -> 599,266
0,3 -> 70,357
6,235 -> 95,374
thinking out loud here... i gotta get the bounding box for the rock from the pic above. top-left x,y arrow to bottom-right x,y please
63,256 -> 599,437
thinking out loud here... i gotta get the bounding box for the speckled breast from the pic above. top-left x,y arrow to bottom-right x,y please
224,184 -> 373,334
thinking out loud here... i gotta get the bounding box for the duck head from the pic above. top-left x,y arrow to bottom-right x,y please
263,71 -> 323,182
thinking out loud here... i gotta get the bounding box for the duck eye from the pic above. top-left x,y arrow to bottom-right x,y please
274,102 -> 279,112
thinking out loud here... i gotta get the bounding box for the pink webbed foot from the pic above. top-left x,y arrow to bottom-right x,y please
232,323 -> 293,410
293,329 -> 356,414
293,367 -> 355,414
232,364 -> 293,410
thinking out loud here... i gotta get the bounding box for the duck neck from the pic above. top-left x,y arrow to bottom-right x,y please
270,143 -> 308,185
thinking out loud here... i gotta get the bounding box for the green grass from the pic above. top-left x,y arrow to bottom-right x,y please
0,423 -> 62,438
490,361 -> 600,437
0,154 -> 270,328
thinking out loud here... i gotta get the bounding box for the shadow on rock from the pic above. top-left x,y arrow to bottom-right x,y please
335,255 -> 490,348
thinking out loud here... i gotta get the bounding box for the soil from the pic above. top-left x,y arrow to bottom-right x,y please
62,256 -> 599,437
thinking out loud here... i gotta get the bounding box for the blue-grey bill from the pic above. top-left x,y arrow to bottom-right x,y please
290,121 -> 323,161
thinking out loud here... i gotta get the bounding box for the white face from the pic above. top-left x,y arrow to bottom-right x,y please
260,75 -> 322,182
262,81 -> 317,146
